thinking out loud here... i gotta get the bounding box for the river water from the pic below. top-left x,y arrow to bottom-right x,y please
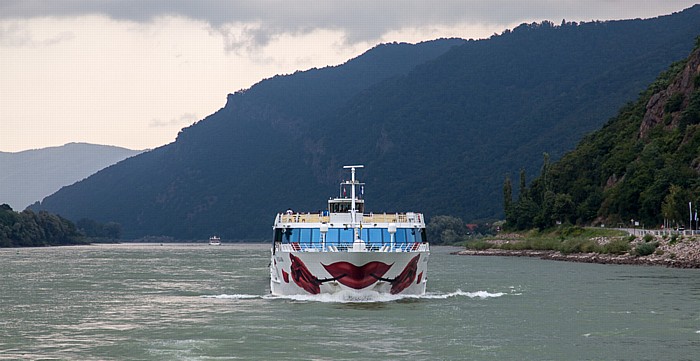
0,243 -> 698,360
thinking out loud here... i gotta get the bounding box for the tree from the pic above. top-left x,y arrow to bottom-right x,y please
541,152 -> 551,194
503,176 -> 513,216
103,222 -> 122,239
661,184 -> 690,227
519,168 -> 527,200
0,207 -> 84,247
426,215 -> 468,244
552,193 -> 575,224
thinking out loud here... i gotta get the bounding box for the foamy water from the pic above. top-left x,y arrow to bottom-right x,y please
203,289 -> 508,303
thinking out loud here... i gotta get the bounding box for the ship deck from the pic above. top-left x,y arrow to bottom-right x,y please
276,212 -> 424,225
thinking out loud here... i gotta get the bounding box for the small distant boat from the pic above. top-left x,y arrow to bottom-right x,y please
209,236 -> 222,246
270,165 -> 429,296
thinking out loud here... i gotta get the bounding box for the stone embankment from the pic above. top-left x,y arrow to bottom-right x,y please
454,234 -> 700,269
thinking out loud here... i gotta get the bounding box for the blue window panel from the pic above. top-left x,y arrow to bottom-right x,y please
299,228 -> 311,246
326,228 -> 339,244
311,228 -> 320,244
283,229 -> 291,243
368,228 -> 384,245
412,228 -> 422,242
360,228 -> 370,243
338,228 -> 353,243
382,229 -> 391,243
395,228 -> 407,243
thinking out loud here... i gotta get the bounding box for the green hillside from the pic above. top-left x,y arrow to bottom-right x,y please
507,40 -> 700,230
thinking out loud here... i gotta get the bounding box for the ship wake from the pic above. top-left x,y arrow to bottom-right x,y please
202,289 -> 509,303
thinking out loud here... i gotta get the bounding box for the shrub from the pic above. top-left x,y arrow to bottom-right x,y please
603,239 -> 631,255
467,241 -> 493,250
664,92 -> 684,113
500,241 -> 529,251
664,113 -> 673,125
633,242 -> 658,257
529,238 -> 562,251
560,239 -> 601,254
642,234 -> 655,242
560,226 -> 585,238
670,234 -> 679,244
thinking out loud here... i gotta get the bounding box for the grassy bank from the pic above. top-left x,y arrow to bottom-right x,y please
465,226 -> 631,255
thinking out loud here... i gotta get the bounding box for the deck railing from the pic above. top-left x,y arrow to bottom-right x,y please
277,212 -> 422,224
278,213 -> 329,223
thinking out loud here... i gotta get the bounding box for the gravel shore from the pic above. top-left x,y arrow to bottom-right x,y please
453,234 -> 700,269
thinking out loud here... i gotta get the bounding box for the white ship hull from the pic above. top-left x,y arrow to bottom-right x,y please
269,165 -> 430,297
270,249 -> 429,296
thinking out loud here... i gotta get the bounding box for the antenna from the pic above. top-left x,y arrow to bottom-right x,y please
343,165 -> 363,239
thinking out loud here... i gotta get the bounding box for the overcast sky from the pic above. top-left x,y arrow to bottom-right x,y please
1,0 -> 698,152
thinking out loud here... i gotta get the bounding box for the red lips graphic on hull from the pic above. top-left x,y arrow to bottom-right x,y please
289,253 -> 321,294
390,255 -> 420,294
322,261 -> 392,289
288,253 -> 422,294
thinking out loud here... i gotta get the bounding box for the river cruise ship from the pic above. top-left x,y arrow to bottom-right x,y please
270,165 -> 429,296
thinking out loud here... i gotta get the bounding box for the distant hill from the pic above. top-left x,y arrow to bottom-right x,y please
0,143 -> 143,210
507,40 -> 700,230
32,6 -> 700,240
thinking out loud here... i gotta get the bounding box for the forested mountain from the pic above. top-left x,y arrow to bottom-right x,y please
32,6 -> 700,240
507,40 -> 700,230
0,143 -> 143,210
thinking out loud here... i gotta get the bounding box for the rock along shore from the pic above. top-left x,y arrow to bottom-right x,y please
452,234 -> 700,269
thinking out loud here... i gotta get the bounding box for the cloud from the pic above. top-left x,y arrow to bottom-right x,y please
2,0 -> 698,47
0,22 -> 31,46
2,0 -> 698,152
150,113 -> 199,128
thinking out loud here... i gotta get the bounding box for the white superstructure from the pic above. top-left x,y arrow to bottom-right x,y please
270,165 -> 429,296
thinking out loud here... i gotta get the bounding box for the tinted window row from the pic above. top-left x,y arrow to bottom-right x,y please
275,227 -> 425,244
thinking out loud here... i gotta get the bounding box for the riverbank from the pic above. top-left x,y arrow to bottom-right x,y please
453,233 -> 700,269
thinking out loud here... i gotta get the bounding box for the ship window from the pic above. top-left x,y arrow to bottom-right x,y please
329,202 -> 353,213
311,228 -> 320,244
299,228 -> 311,245
395,228 -> 408,244
284,228 -> 301,243
382,228 -> 391,243
326,228 -> 339,244
368,228 -> 384,245
338,228 -> 353,243
360,228 -> 369,242
324,228 -> 353,244
274,229 -> 283,243
412,228 -> 423,243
